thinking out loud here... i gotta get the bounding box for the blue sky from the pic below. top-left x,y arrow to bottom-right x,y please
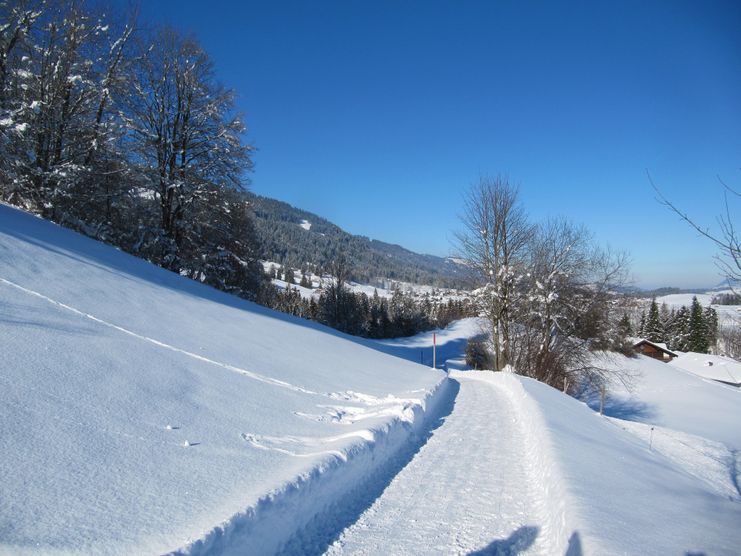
126,0 -> 740,289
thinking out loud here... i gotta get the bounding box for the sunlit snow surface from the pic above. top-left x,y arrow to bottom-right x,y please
0,204 -> 444,554
2,203 -> 741,555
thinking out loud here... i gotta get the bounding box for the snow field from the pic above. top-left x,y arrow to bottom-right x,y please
609,419 -> 741,502
4,202 -> 741,555
586,352 -> 741,450
669,351 -> 741,385
656,292 -> 741,328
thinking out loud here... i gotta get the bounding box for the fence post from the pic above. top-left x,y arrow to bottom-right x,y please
432,333 -> 436,369
599,385 -> 605,416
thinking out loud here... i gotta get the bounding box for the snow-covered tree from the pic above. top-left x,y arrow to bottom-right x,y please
0,3 -> 264,301
638,310 -> 646,337
687,296 -> 709,353
702,305 -> 718,353
667,305 -> 690,352
644,298 -> 663,343
516,218 -> 629,388
0,0 -> 43,203
617,312 -> 632,339
124,27 -> 253,270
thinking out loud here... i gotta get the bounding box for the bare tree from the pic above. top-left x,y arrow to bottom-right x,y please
718,319 -> 741,360
651,172 -> 740,288
455,174 -> 634,391
518,218 -> 630,389
455,175 -> 533,370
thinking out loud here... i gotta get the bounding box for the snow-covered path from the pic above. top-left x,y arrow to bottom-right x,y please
325,373 -> 551,555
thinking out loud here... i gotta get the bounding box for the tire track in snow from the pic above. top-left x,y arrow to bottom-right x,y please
324,373 -> 552,555
0,276 -> 322,396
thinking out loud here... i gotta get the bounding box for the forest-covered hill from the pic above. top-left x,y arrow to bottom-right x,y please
249,194 -> 471,288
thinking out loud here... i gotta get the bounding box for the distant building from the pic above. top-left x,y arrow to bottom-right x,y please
632,339 -> 678,362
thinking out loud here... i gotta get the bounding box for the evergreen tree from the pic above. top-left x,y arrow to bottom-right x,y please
659,303 -> 672,341
644,299 -> 663,343
703,306 -> 719,352
638,311 -> 646,337
299,273 -> 311,288
284,267 -> 295,284
308,298 -> 319,320
669,306 -> 690,352
617,312 -> 632,339
688,296 -> 709,353
368,289 -> 386,338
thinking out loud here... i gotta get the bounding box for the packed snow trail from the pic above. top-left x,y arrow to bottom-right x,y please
325,372 -> 553,556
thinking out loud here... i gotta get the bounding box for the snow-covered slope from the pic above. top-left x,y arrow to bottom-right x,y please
583,353 -> 741,449
4,202 -> 740,555
513,373 -> 741,555
670,351 -> 741,385
0,204 -> 447,554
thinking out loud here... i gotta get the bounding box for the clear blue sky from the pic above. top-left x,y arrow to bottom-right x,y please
125,0 -> 740,289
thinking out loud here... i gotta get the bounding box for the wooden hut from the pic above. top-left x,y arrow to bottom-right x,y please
632,339 -> 678,362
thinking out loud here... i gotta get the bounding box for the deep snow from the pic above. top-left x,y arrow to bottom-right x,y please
0,204 -> 446,554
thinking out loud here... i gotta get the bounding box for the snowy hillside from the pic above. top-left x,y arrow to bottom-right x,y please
585,352 -> 741,449
670,351 -> 741,385
0,204 -> 447,554
3,202 -> 741,555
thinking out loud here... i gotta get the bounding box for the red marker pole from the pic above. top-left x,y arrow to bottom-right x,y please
432,333 -> 436,369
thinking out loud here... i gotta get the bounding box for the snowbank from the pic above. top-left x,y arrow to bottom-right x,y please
465,373 -> 579,554
507,374 -> 741,555
181,378 -> 456,555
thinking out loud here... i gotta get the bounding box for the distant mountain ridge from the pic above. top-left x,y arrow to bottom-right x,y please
248,194 -> 470,288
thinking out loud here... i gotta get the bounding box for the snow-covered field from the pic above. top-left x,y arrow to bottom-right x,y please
3,202 -> 741,555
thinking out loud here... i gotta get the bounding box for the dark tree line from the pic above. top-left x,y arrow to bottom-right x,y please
711,292 -> 741,305
266,274 -> 473,339
638,296 -> 718,354
0,0 -> 264,299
